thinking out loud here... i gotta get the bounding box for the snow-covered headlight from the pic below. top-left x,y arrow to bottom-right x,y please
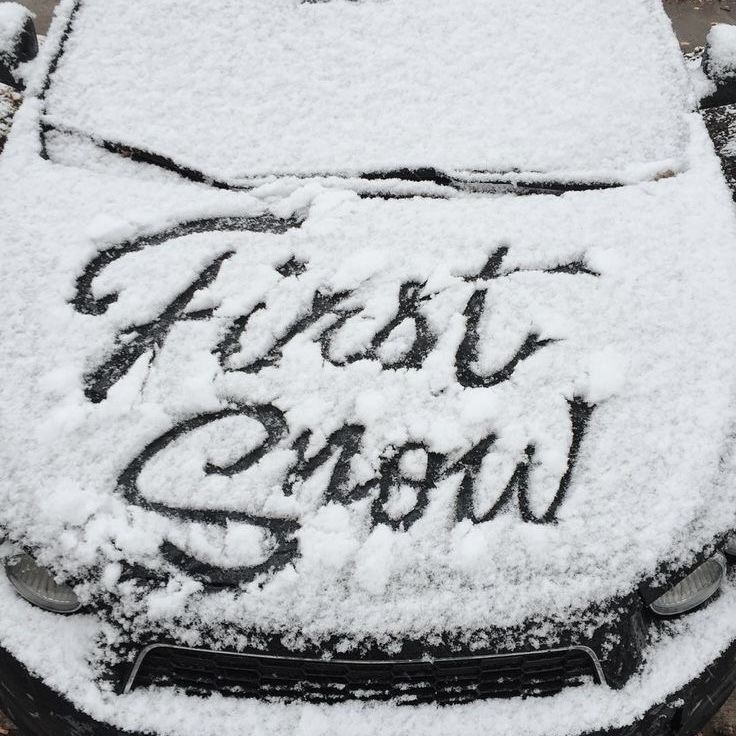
4,553 -> 81,614
726,535 -> 736,557
650,554 -> 726,617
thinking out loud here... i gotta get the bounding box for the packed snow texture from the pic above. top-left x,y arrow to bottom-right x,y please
42,0 -> 692,184
706,23 -> 736,81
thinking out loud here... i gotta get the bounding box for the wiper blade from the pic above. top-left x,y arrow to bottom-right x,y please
362,166 -> 621,195
40,119 -> 624,197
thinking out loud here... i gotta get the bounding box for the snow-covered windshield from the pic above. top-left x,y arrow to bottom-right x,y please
41,0 -> 691,187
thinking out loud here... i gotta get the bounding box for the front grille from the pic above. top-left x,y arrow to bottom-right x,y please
126,645 -> 604,705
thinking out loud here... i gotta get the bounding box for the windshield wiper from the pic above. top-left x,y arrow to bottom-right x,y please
40,120 -> 624,198
362,166 -> 621,195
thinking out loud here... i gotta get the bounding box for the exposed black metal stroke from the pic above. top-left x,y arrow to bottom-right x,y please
159,537 -> 299,587
360,443 -> 445,531
315,303 -> 363,363
468,246 -> 509,280
463,246 -> 600,282
454,398 -> 596,525
275,256 -> 307,278
283,425 -> 365,501
217,283 -> 437,375
117,407 -> 290,526
218,280 -> 438,374
82,251 -> 234,403
547,397 -> 596,522
355,282 -> 436,368
320,281 -> 438,369
214,303 -> 266,369
457,290 -> 556,389
117,407 -> 300,584
213,257 -> 314,372
72,213 -> 300,317
450,434 -> 501,522
203,405 -> 288,477
455,248 -> 599,389
220,290 -> 353,374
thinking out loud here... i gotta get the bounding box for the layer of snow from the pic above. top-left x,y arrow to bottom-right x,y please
42,0 -> 692,184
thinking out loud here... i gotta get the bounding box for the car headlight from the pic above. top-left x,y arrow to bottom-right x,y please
650,553 -> 726,617
726,535 -> 736,557
4,553 -> 81,614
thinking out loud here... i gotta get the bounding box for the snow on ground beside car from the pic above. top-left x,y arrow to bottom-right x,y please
42,0 -> 691,185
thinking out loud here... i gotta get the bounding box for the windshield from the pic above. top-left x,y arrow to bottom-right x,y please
42,0 -> 691,188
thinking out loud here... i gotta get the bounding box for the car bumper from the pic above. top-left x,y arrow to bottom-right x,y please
0,639 -> 734,736
0,568 -> 736,736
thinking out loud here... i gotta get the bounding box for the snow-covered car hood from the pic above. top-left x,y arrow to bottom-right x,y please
41,0 -> 691,187
3,116 -> 736,647
1,0 -> 736,654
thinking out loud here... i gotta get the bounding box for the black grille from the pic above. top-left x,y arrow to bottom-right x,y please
128,646 -> 602,705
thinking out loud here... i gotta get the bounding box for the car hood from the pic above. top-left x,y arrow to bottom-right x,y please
2,89 -> 736,649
